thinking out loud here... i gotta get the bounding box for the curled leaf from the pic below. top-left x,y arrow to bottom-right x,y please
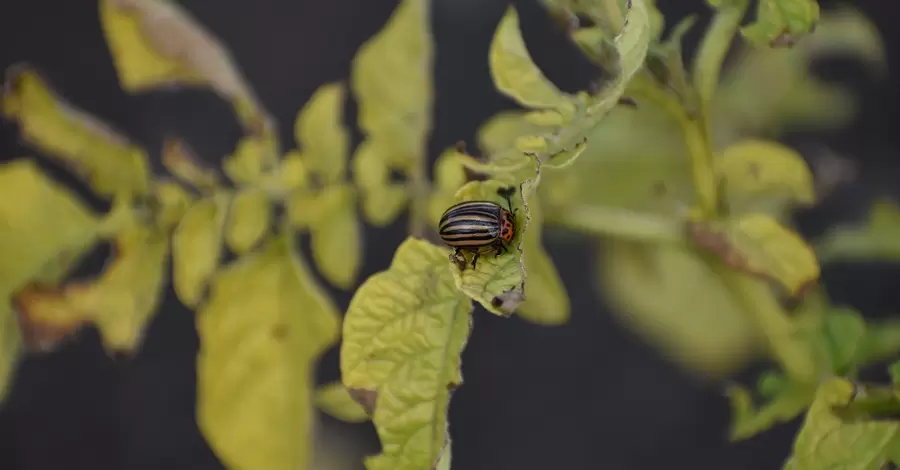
294,83 -> 349,184
716,139 -> 815,216
449,180 -> 528,316
162,137 -> 221,192
172,193 -> 230,307
517,198 -> 569,325
197,234 -> 340,470
315,382 -> 370,423
1,66 -> 150,198
12,285 -> 88,352
741,0 -> 820,48
688,214 -> 820,297
0,160 -> 101,297
489,7 -> 572,110
309,184 -> 361,290
352,0 -> 432,170
225,189 -> 270,255
341,238 -> 472,470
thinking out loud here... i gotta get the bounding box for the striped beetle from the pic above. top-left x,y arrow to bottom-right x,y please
438,187 -> 517,270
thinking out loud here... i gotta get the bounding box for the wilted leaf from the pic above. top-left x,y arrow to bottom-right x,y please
517,198 -> 569,325
689,213 -> 820,297
352,0 -> 432,169
489,7 -> 572,110
815,200 -> 900,263
0,160 -> 101,297
172,193 -> 230,307
741,0 -> 820,48
162,137 -> 221,192
449,180 -> 528,316
0,304 -> 21,404
310,184 -> 361,290
294,83 -> 349,184
727,379 -> 815,440
599,240 -> 760,377
786,378 -> 900,469
12,285 -> 87,352
341,238 -> 472,470
225,189 -> 270,255
716,139 -> 815,216
99,0 -> 265,126
351,140 -> 409,227
315,382 -> 370,423
1,66 -> 150,198
197,234 -> 340,470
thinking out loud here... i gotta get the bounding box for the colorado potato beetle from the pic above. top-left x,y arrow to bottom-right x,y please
438,187 -> 517,270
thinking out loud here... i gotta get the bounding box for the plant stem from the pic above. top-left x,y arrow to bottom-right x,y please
717,267 -> 820,384
550,205 -> 686,245
692,0 -> 748,106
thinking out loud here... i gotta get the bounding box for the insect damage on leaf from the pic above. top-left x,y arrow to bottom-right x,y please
1,65 -> 151,199
688,214 -> 820,298
341,238 -> 471,470
446,180 -> 530,316
197,233 -> 340,470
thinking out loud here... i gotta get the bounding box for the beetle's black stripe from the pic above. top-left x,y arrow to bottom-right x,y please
438,200 -> 506,248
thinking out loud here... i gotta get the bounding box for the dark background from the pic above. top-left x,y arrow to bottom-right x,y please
0,0 -> 898,469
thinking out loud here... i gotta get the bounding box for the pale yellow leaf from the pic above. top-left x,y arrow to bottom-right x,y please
225,188 -> 270,255
315,381 -> 369,423
295,83 -> 349,184
517,198 -> 569,325
172,193 -> 230,307
310,184 -> 361,290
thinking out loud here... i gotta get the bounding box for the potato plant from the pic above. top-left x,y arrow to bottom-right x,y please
0,0 -> 897,469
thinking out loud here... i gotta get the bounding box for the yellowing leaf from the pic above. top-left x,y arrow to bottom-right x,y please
352,0 -> 432,169
1,66 -> 150,198
489,7 -> 571,110
517,198 -> 569,325
279,150 -> 311,191
599,240 -> 761,377
153,179 -> 194,231
689,214 -> 820,297
197,234 -> 340,470
295,83 -> 349,184
162,138 -> 221,192
0,160 -> 101,297
815,200 -> 900,263
225,189 -> 270,255
0,304 -> 21,403
172,194 -> 230,307
741,0 -> 820,48
716,139 -> 815,216
69,222 -> 168,352
99,0 -> 263,122
449,180 -> 527,316
287,188 -> 321,231
310,184 -> 361,290
786,378 -> 900,469
350,140 -> 409,227
428,149 -> 469,228
340,238 -> 472,470
224,136 -> 277,187
315,382 -> 369,423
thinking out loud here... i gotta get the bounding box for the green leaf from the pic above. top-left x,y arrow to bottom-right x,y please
340,238 -> 471,470
449,180 -> 529,316
172,193 -> 230,307
741,0 -> 820,48
197,233 -> 340,470
517,198 -> 569,325
309,184 -> 362,290
598,240 -> 760,377
489,7 -> 572,110
315,381 -> 370,423
225,188 -> 270,255
786,378 -> 900,470
821,307 -> 867,375
350,140 -> 409,227
0,303 -> 21,404
351,0 -> 432,170
727,379 -> 815,440
1,66 -> 151,199
716,139 -> 816,217
689,213 -> 820,297
294,83 -> 349,184
815,200 -> 900,263
0,160 -> 101,297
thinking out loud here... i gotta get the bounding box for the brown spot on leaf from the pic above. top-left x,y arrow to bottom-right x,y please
618,96 -> 638,108
12,284 -> 87,353
748,162 -> 761,180
348,387 -> 377,416
652,180 -> 667,197
491,288 -> 525,315
271,323 -> 288,341
687,221 -> 750,272
770,30 -> 798,48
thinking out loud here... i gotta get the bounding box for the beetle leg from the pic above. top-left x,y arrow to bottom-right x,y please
471,252 -> 480,270
498,187 -> 516,213
451,248 -> 467,270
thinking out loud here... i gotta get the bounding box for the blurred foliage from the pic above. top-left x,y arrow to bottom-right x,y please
0,0 -> 897,469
